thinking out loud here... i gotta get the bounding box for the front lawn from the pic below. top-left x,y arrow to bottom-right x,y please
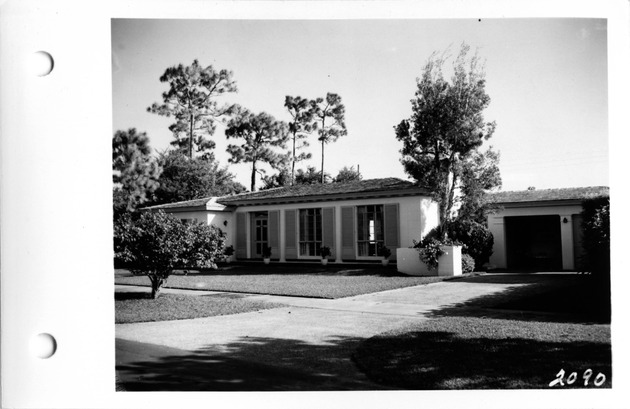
353,316 -> 611,389
352,274 -> 612,389
115,264 -> 448,299
115,292 -> 284,324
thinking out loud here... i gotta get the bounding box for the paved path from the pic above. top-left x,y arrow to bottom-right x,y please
116,278 -> 526,390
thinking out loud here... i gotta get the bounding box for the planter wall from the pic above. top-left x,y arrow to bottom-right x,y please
396,246 -> 463,276
396,248 -> 432,276
437,245 -> 462,276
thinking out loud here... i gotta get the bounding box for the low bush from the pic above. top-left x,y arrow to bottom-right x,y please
461,253 -> 475,274
445,219 -> 494,270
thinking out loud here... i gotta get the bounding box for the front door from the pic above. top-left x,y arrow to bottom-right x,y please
252,212 -> 269,258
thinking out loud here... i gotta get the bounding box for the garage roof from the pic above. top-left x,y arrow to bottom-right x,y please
488,186 -> 609,204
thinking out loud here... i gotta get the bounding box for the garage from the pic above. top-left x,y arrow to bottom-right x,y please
486,186 -> 609,272
504,215 -> 562,271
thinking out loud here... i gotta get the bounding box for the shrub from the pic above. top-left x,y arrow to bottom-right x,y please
461,253 -> 475,274
413,233 -> 459,271
114,210 -> 225,298
377,244 -> 392,259
581,196 -> 610,277
262,245 -> 273,259
445,219 -> 494,270
320,245 -> 332,259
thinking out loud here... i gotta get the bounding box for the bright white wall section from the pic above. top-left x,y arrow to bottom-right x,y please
488,203 -> 583,270
233,195 -> 438,262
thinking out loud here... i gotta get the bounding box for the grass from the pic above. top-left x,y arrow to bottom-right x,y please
115,292 -> 284,324
115,263 -> 448,299
353,274 -> 612,389
352,316 -> 611,389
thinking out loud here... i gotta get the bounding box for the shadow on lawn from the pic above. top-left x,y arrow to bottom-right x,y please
352,330 -> 612,389
116,335 -> 386,391
430,274 -> 611,324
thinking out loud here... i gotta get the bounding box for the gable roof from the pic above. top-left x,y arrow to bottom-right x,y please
488,186 -> 609,205
218,178 -> 430,206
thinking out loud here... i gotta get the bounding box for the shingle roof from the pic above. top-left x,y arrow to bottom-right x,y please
217,178 -> 429,205
488,186 -> 609,204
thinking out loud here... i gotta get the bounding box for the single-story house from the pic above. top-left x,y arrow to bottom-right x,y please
486,186 -> 609,271
143,178 -> 439,263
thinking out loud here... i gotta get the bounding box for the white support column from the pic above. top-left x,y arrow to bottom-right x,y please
279,209 -> 286,262
559,214 -> 575,270
334,204 -> 343,263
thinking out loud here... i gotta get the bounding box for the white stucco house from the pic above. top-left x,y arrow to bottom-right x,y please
143,178 -> 440,263
486,186 -> 609,271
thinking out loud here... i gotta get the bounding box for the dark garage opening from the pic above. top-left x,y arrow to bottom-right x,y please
505,215 -> 562,271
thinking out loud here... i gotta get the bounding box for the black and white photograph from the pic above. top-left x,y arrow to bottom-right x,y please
112,17 -> 611,391
1,1 -> 628,408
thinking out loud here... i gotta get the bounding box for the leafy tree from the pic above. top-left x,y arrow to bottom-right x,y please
458,147 -> 502,223
147,59 -> 237,159
261,167 -> 292,190
112,129 -> 161,217
311,93 -> 347,183
285,95 -> 316,185
581,196 -> 610,277
225,106 -> 289,191
151,151 -> 245,205
115,210 -> 225,298
334,165 -> 362,183
295,166 -> 331,185
395,43 -> 498,238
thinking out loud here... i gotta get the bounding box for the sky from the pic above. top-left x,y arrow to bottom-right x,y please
111,18 -> 609,192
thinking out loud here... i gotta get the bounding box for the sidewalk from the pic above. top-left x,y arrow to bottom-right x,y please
115,279 -> 526,391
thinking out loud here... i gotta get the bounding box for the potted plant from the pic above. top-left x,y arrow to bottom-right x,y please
377,244 -> 392,267
262,245 -> 272,265
223,245 -> 235,263
320,245 -> 332,266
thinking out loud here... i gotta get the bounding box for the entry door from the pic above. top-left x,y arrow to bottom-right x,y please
252,212 -> 268,258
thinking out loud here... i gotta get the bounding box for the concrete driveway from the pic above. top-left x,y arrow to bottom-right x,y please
115,276 -> 530,390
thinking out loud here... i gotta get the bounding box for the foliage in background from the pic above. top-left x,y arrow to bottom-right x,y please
445,218 -> 494,270
151,150 -> 245,205
296,166 -> 332,185
334,166 -> 363,183
225,106 -> 289,191
285,95 -> 316,185
112,129 -> 162,218
395,43 -> 500,238
311,93 -> 347,183
457,148 -> 502,223
461,253 -> 476,274
115,210 -> 226,298
147,59 -> 238,159
581,196 -> 610,278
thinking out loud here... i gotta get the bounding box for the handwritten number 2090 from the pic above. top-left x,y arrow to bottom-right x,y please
549,369 -> 606,387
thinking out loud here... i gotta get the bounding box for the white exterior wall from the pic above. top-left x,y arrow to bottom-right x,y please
234,195 -> 438,263
170,211 -> 235,248
488,204 -> 583,270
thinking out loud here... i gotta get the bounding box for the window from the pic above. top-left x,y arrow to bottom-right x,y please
357,205 -> 384,257
299,208 -> 322,256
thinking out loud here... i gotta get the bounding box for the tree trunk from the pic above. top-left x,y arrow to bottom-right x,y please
189,113 -> 194,158
321,139 -> 325,183
291,133 -> 296,186
251,161 -> 257,191
149,275 -> 165,299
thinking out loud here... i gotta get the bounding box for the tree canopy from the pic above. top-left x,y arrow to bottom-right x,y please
147,59 -> 238,159
151,150 -> 246,205
296,166 -> 331,185
312,93 -> 347,183
334,166 -> 362,183
225,106 -> 289,191
112,128 -> 161,217
395,44 -> 500,236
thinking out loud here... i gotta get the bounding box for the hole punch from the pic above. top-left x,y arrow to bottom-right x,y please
30,51 -> 54,77
31,333 -> 57,359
